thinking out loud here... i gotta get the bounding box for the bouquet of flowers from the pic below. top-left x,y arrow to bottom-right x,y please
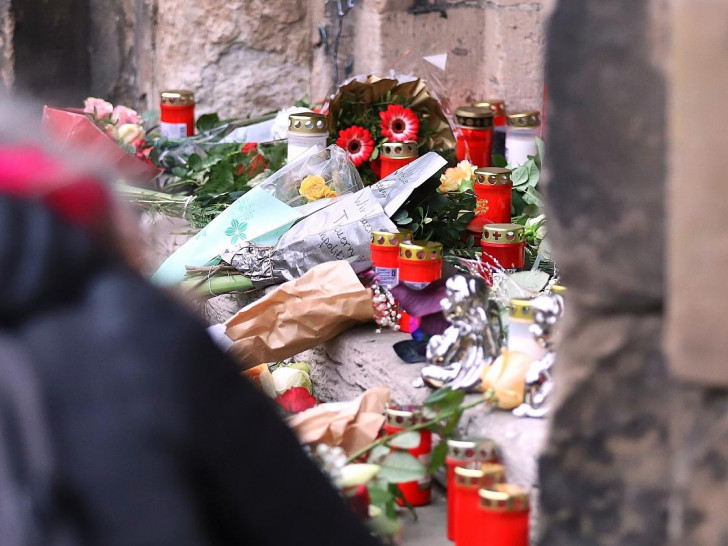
327,76 -> 455,184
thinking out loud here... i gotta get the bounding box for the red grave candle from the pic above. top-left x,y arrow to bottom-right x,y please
380,141 -> 418,179
479,224 -> 526,279
453,463 -> 506,546
474,100 -> 507,158
466,167 -> 513,245
160,90 -> 195,139
383,405 -> 432,507
478,484 -> 530,546
446,439 -> 499,541
454,106 -> 494,169
398,241 -> 443,289
370,229 -> 411,290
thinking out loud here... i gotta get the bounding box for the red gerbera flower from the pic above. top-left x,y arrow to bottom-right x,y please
336,126 -> 375,167
275,387 -> 317,413
379,104 -> 420,143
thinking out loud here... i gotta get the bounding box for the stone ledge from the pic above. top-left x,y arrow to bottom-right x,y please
297,324 -> 548,490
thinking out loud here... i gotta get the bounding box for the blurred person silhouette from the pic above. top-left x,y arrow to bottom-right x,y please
0,107 -> 381,546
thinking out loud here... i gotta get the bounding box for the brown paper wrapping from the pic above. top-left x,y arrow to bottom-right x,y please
287,386 -> 391,456
224,261 -> 374,369
327,76 -> 455,151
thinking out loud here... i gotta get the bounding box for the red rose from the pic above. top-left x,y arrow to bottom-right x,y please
275,387 -> 317,413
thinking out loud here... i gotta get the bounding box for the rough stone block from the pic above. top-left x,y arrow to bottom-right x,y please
544,0 -> 666,312
538,313 -> 669,546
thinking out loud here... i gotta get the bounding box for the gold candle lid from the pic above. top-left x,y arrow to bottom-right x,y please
509,298 -> 534,321
399,241 -> 443,262
473,100 -> 506,118
454,462 -> 505,488
551,284 -> 567,295
371,230 -> 406,247
288,112 -> 328,135
446,438 -> 498,461
385,404 -> 425,427
381,141 -> 418,159
479,484 -> 530,512
160,90 -> 195,106
474,167 -> 512,186
454,106 -> 494,130
481,224 -> 525,245
507,111 -> 541,129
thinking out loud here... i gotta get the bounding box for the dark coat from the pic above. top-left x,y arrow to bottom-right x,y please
0,196 -> 380,546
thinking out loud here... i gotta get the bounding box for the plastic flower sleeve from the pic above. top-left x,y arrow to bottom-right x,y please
221,152 -> 448,285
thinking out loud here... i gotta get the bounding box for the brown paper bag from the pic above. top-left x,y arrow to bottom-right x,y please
287,386 -> 390,456
225,261 -> 374,368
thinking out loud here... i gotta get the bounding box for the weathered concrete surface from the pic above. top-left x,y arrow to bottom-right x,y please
153,0 -> 312,117
297,325 -> 548,490
538,2 -> 670,545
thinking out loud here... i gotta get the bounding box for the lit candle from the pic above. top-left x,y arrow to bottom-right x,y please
507,298 -> 545,363
380,141 -> 418,179
478,484 -> 530,546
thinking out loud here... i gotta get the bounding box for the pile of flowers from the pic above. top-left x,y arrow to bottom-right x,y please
83,97 -> 151,164
327,77 -> 455,184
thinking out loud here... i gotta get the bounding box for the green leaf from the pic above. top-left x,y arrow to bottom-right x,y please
196,113 -> 221,133
535,137 -> 545,168
458,178 -> 474,193
424,386 -> 465,413
522,204 -> 541,218
429,441 -> 448,473
491,154 -> 508,168
378,451 -> 427,483
370,147 -> 379,161
523,186 -> 543,207
527,161 -> 540,187
442,408 -> 464,435
368,445 -> 392,464
424,386 -> 456,405
511,165 -> 530,187
388,431 -> 421,450
141,109 -> 159,125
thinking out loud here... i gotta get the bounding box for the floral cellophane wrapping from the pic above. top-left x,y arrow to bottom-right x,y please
326,76 -> 456,152
287,386 -> 391,457
224,261 -> 374,368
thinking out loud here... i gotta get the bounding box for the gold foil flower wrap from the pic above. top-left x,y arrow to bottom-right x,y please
327,76 -> 456,152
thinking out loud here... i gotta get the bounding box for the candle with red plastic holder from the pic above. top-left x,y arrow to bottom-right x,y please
446,439 -> 499,541
160,90 -> 195,139
383,405 -> 432,507
473,100 -> 507,158
380,141 -> 418,179
454,106 -> 494,168
370,229 -> 411,290
398,241 -> 443,290
478,484 -> 530,546
466,167 -> 513,245
453,462 -> 506,546
479,224 -> 526,281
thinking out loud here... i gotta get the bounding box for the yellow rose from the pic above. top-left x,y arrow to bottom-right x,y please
438,166 -> 467,193
299,174 -> 334,202
457,160 -> 476,182
481,349 -> 532,410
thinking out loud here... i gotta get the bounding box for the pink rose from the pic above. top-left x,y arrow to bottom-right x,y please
83,97 -> 113,120
117,124 -> 146,144
112,105 -> 142,126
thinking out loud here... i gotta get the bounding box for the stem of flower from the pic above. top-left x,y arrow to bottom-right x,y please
346,397 -> 488,464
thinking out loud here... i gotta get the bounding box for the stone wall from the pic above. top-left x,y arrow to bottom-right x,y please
2,0 -> 553,117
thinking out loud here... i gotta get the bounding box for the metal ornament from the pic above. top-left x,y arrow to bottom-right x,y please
512,293 -> 564,418
421,275 -> 503,391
